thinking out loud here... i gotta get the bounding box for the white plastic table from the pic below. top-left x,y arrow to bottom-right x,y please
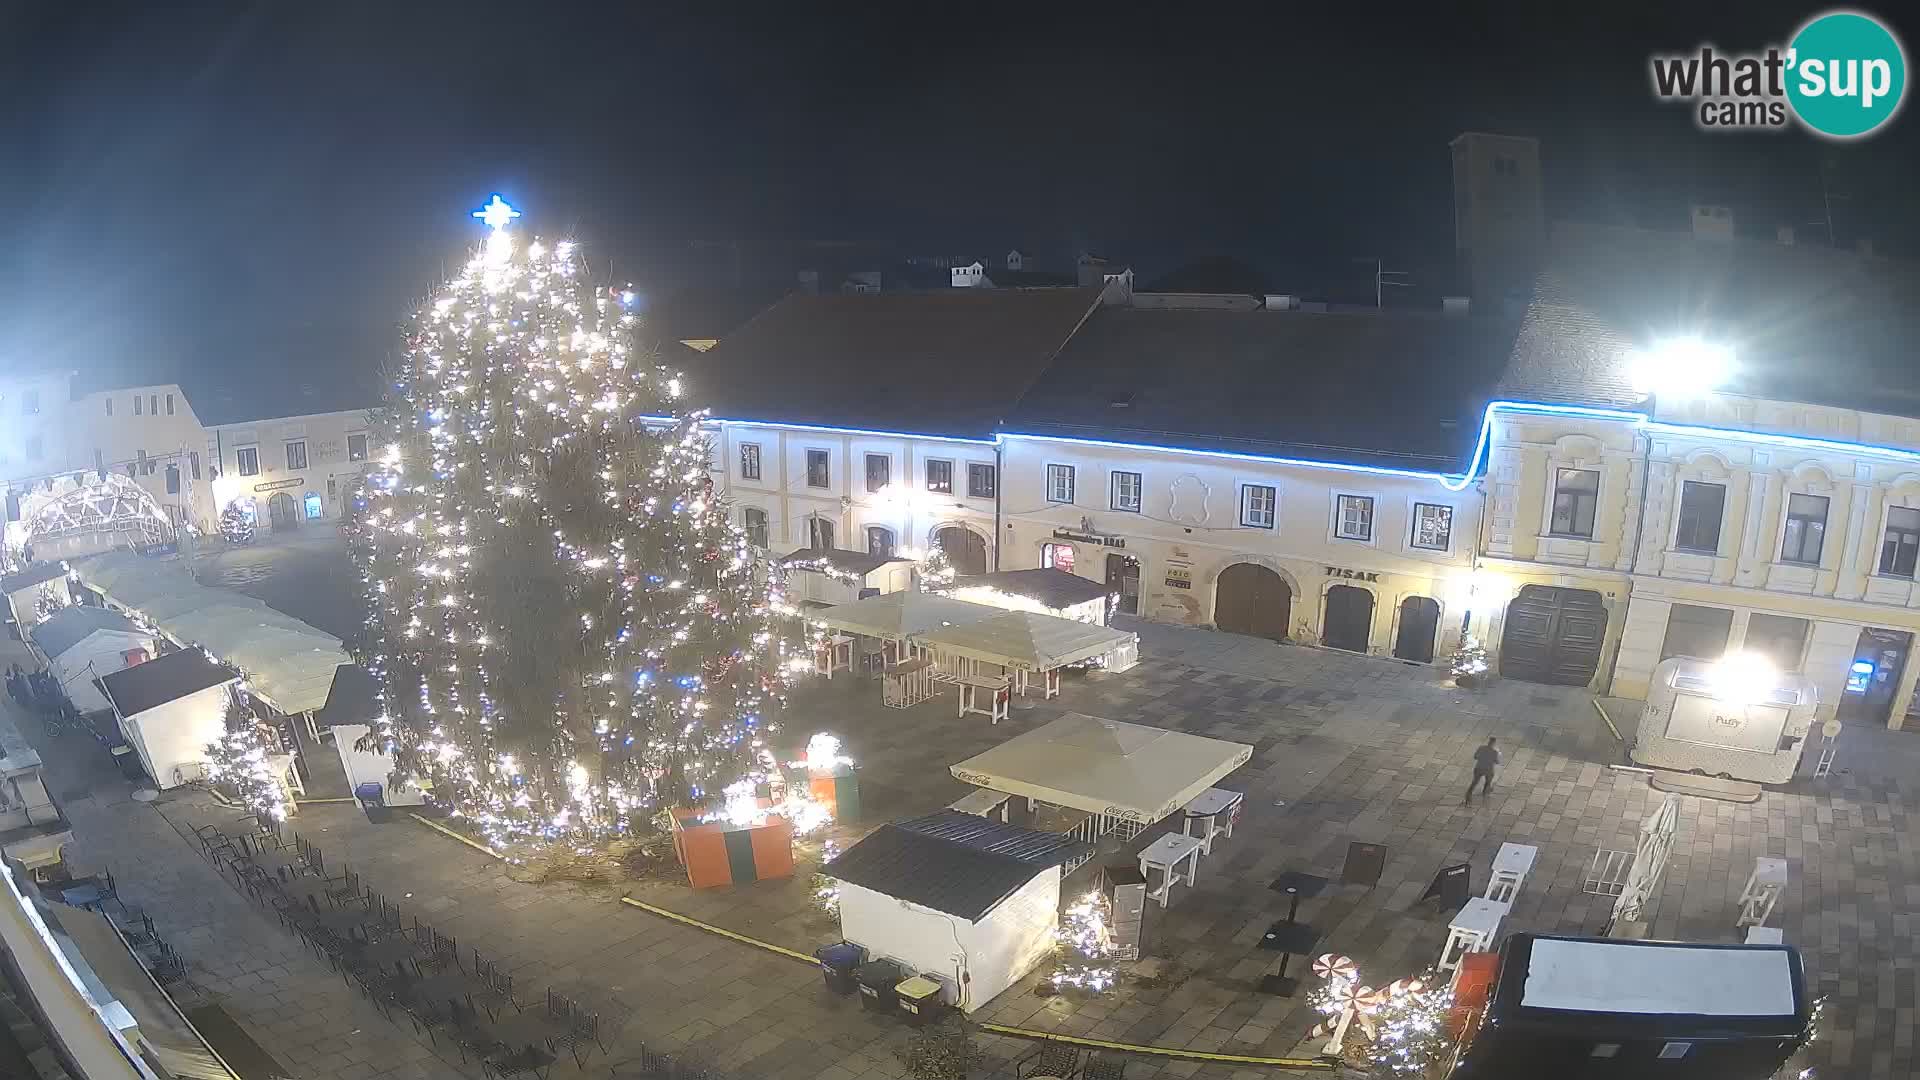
954,673 -> 1011,723
1744,925 -> 1785,945
815,634 -> 854,678
1138,833 -> 1205,909
1438,897 -> 1508,972
1486,842 -> 1538,904
1736,856 -> 1788,928
1181,788 -> 1243,854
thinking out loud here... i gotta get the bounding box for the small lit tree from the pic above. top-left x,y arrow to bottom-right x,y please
1048,891 -> 1117,992
915,541 -> 957,593
203,692 -> 289,821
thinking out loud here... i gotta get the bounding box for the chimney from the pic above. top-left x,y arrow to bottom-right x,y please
1776,225 -> 1796,246
1442,296 -> 1471,316
1265,294 -> 1297,311
1691,204 -> 1735,242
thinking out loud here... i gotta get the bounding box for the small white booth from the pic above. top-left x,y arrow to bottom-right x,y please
28,607 -> 154,716
810,590 -> 1000,668
1,563 -> 72,631
1633,655 -> 1819,784
778,549 -> 914,608
949,569 -> 1114,626
950,712 -> 1253,841
97,650 -> 242,790
825,810 -> 1091,1012
914,610 -> 1139,701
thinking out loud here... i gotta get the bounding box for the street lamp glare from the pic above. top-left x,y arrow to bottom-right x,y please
1628,337 -> 1735,398
1707,651 -> 1776,705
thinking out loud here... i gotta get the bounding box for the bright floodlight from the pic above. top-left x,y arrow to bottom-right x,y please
1706,651 -> 1776,705
1628,337 -> 1734,397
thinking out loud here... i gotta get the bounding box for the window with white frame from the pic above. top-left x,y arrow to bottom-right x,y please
285,440 -> 308,471
739,442 -> 762,481
1673,481 -> 1726,553
967,462 -> 996,499
347,433 -> 369,461
1780,493 -> 1829,565
867,526 -> 896,557
1240,484 -> 1276,528
1335,494 -> 1374,541
805,449 -> 830,488
1745,613 -> 1810,672
1046,464 -> 1075,504
807,515 -> 835,549
865,453 -> 889,493
1881,506 -> 1920,578
1549,468 -> 1600,538
926,459 -> 953,493
1411,502 -> 1453,550
236,447 -> 259,476
1110,471 -> 1142,513
742,507 -> 769,548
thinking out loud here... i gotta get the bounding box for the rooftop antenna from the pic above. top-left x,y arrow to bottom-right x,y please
1352,257 -> 1413,309
1810,157 -> 1850,247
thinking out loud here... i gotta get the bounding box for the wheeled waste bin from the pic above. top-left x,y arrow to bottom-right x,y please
895,975 -> 947,1026
816,942 -> 864,995
854,959 -> 905,1013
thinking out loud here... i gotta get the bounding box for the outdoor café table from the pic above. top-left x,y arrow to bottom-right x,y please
357,936 -> 419,978
312,908 -> 376,940
479,1008 -> 568,1052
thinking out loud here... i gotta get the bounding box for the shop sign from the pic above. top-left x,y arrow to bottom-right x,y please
1164,567 -> 1192,590
1053,527 -> 1125,549
253,478 -> 305,492
1324,565 -> 1380,582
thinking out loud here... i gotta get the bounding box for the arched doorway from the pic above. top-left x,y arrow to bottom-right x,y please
268,492 -> 299,532
933,526 -> 988,575
1393,596 -> 1441,663
1499,585 -> 1607,686
1322,585 -> 1374,653
1214,563 -> 1291,641
866,525 -> 896,558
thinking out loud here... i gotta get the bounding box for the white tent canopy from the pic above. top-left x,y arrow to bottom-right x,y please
809,590 -> 999,642
950,712 -> 1253,825
912,610 -> 1135,672
68,552 -> 350,714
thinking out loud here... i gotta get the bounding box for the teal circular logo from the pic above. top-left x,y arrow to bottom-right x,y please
1787,11 -> 1907,138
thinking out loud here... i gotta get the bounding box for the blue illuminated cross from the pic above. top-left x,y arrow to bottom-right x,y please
471,195 -> 521,231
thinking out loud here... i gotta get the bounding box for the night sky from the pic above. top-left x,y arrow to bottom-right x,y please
4,1 -> 1915,420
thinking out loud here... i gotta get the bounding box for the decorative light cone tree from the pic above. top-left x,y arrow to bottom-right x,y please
204,691 -> 291,822
347,196 -> 796,848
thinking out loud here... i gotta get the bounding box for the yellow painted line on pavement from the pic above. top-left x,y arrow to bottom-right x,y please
617,896 -> 818,964
296,796 -> 359,804
977,1025 -> 1335,1070
407,812 -> 505,860
1592,697 -> 1624,742
983,1022 -> 1328,1060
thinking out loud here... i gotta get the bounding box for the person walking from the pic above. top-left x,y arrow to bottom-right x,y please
1465,737 -> 1501,802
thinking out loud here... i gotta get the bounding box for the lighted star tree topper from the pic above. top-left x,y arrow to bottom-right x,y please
347,196 -> 799,845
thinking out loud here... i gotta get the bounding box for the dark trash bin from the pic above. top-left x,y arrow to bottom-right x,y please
354,782 -> 392,823
895,975 -> 947,1026
816,941 -> 864,996
110,744 -> 148,783
854,958 -> 905,1013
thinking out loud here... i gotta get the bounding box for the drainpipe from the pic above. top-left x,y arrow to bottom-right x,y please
992,441 -> 1004,571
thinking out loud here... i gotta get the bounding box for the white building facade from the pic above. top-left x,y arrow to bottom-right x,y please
206,409 -> 373,531
71,383 -> 218,535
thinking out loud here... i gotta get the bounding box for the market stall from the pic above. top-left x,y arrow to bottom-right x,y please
825,810 -> 1091,1012
27,607 -> 154,716
949,712 -> 1252,837
97,649 -> 242,790
1,562 -> 71,631
1632,655 -> 1818,784
809,590 -> 999,666
778,549 -> 914,608
949,568 -> 1114,625
912,609 -> 1139,699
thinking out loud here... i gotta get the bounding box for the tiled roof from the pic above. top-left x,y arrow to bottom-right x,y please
693,289 -> 1101,439
97,649 -> 238,718
1501,222 -> 1920,416
824,810 -> 1089,921
1005,307 -> 1518,473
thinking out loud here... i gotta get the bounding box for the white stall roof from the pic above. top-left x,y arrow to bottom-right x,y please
810,590 -> 999,642
913,609 -> 1134,671
1522,938 -> 1797,1016
69,552 -> 349,714
950,712 -> 1252,825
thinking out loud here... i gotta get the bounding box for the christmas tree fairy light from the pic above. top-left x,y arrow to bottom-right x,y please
203,691 -> 290,822
1049,891 -> 1118,992
1308,956 -> 1458,1075
345,196 -> 797,847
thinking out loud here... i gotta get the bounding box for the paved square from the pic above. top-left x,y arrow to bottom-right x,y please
16,616 -> 1913,1078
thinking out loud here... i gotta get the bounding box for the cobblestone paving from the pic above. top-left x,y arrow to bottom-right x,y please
13,616 -> 1916,1078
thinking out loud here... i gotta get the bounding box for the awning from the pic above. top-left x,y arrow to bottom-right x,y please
68,551 -> 349,714
911,609 -> 1135,671
809,590 -> 999,642
953,569 -> 1111,611
777,549 -> 912,579
949,712 -> 1252,824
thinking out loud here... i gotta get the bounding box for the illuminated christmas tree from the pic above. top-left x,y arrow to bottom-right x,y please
1048,891 -> 1117,992
347,196 -> 794,845
204,692 -> 289,821
914,541 -> 957,593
